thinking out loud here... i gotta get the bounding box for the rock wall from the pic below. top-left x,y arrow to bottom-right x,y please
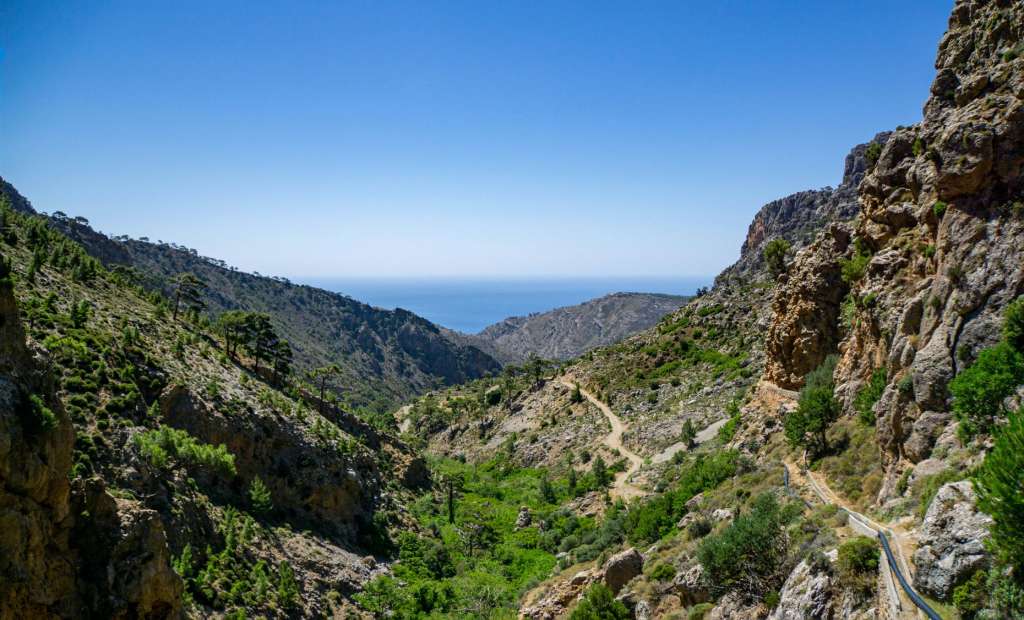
0,273 -> 183,619
759,0 -> 1024,499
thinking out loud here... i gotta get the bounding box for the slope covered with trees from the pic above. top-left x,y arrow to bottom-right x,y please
0,179 -> 501,413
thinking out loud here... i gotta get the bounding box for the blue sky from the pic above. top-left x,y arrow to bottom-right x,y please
1,1 -> 951,278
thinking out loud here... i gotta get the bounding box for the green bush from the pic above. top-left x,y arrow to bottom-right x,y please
952,570 -> 986,619
865,142 -> 882,167
569,583 -> 629,620
854,368 -> 886,426
837,536 -> 878,576
933,201 -> 947,218
784,356 -> 840,456
840,249 -> 871,284
22,394 -> 58,437
1003,296 -> 1024,352
949,342 -> 1024,437
697,493 -> 788,599
133,425 -> 237,476
974,408 -> 1024,573
649,562 -> 677,582
249,477 -> 273,515
763,238 -> 791,278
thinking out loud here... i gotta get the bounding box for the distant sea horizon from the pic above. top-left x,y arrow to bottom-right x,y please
298,276 -> 711,334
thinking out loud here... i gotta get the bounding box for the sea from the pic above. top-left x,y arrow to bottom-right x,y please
299,277 -> 711,334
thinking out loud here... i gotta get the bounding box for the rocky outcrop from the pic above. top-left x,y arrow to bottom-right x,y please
0,267 -> 183,619
763,224 -> 853,389
158,385 -> 380,539
0,277 -> 78,619
519,548 -> 643,619
603,547 -> 644,594
73,479 -> 183,619
770,550 -> 837,620
913,480 -> 992,599
757,0 -> 1024,502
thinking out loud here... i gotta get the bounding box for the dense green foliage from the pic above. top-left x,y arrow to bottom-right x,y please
950,342 -> 1024,437
974,408 -> 1024,574
1003,297 -> 1024,353
763,238 -> 791,278
785,355 -> 840,456
624,450 -> 740,545
854,368 -> 886,426
248,477 -> 273,515
134,425 -> 237,477
697,492 -> 789,599
839,239 -> 872,284
568,583 -> 630,620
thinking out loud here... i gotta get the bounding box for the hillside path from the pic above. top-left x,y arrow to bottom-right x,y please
783,459 -> 924,619
560,380 -> 646,500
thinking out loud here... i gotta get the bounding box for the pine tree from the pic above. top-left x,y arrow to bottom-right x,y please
249,477 -> 273,515
171,272 -> 205,320
592,455 -> 610,488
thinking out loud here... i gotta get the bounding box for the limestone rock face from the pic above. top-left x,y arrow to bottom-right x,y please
763,224 -> 853,389
159,384 -> 380,539
770,550 -> 838,620
913,480 -> 992,599
758,0 -> 1024,505
73,478 -> 183,619
0,282 -> 78,618
602,547 -> 644,594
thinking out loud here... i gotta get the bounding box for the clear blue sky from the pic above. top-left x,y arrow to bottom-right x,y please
1,1 -> 951,279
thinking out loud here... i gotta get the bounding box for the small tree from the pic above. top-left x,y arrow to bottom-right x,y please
171,272 -> 205,320
592,455 -> 610,488
784,355 -> 840,457
217,310 -> 250,358
680,418 -> 697,449
271,339 -> 293,385
276,561 -> 300,609
570,383 -> 584,404
307,364 -> 342,413
539,473 -> 556,504
249,477 -> 273,515
974,408 -> 1024,573
567,467 -> 578,497
763,238 -> 791,278
243,313 -> 278,372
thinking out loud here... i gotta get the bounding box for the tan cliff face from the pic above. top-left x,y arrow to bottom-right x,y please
759,0 -> 1024,502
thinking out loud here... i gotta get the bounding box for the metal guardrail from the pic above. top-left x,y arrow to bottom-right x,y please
781,463 -> 942,620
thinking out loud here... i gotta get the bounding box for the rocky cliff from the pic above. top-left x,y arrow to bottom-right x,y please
760,0 -> 1024,501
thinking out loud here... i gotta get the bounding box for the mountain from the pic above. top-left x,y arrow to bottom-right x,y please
397,2 -> 1024,616
0,180 -> 500,412
459,291 -> 690,364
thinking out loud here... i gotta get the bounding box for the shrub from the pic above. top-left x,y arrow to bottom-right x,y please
949,342 -> 1024,437
974,408 -> 1024,573
933,201 -> 947,218
688,516 -> 712,539
837,536 -> 878,576
952,570 -> 986,619
854,368 -> 886,426
649,562 -> 677,582
570,383 -> 584,404
837,536 -> 879,599
22,394 -> 58,438
1003,296 -> 1024,352
569,583 -> 629,620
840,250 -> 871,284
865,142 -> 882,167
763,238 -> 791,278
249,477 -> 273,515
697,493 -> 788,599
133,425 -> 237,476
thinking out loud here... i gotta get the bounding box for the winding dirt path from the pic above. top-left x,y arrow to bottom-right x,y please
560,380 -> 646,500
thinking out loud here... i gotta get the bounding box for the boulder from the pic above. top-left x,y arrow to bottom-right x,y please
913,481 -> 992,599
602,548 -> 643,594
515,506 -> 532,529
770,549 -> 837,620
